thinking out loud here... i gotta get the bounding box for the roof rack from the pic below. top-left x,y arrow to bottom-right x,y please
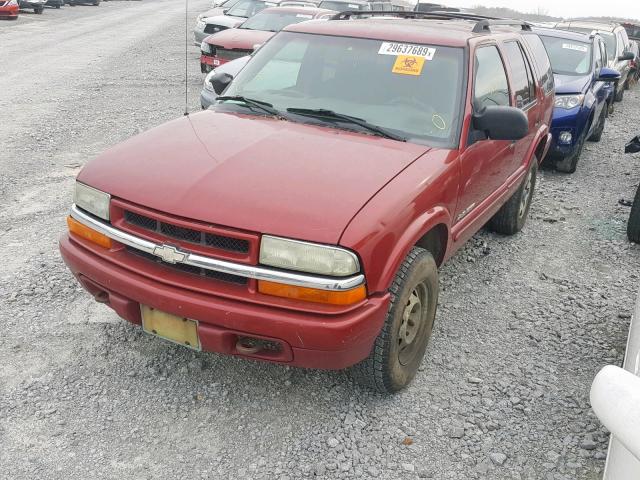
330,10 -> 532,33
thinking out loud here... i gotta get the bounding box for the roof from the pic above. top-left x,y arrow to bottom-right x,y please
556,20 -> 620,33
533,26 -> 594,43
285,17 -> 528,46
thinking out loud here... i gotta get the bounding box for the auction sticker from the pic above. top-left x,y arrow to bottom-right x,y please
379,42 -> 436,59
562,43 -> 588,52
392,55 -> 426,76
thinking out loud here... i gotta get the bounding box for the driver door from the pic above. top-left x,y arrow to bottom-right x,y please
456,44 -> 514,225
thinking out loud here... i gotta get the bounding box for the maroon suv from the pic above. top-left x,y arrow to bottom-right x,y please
60,12 -> 553,393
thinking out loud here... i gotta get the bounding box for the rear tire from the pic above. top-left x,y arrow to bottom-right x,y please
628,186 -> 640,243
589,108 -> 606,142
351,247 -> 438,394
489,160 -> 537,235
34,6 -> 43,13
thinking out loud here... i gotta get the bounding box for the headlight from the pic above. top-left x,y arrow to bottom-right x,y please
74,182 -> 110,221
204,70 -> 216,92
259,235 -> 360,277
201,41 -> 213,54
196,20 -> 205,30
554,94 -> 585,109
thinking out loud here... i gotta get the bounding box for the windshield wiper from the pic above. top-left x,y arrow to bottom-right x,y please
217,96 -> 284,118
286,108 -> 406,142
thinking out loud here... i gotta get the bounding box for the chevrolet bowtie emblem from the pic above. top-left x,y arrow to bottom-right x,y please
153,245 -> 187,264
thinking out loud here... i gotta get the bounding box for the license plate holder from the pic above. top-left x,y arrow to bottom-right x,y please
141,305 -> 201,351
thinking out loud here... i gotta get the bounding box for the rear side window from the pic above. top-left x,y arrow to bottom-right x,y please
474,46 -> 510,109
503,41 -> 535,108
522,34 -> 554,95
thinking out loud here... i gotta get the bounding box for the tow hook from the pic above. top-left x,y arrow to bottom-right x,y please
235,338 -> 262,355
93,291 -> 109,304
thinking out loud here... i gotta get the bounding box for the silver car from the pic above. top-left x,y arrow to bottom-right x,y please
193,0 -> 243,46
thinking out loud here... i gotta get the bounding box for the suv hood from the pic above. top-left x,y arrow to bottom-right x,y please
204,28 -> 274,48
554,73 -> 591,95
78,112 -> 430,244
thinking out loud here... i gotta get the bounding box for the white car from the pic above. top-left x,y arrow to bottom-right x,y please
193,0 -> 243,46
591,288 -> 640,478
195,0 -> 281,46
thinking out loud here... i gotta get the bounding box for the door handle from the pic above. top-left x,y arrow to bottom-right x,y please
509,142 -> 516,150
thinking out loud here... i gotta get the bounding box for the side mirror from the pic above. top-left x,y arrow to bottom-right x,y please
472,106 -> 529,141
618,51 -> 635,61
209,72 -> 233,95
625,135 -> 640,154
598,67 -> 621,82
222,8 -> 229,13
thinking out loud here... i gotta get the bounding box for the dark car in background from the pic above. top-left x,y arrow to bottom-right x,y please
555,21 -> 635,103
18,0 -> 46,13
200,6 -> 334,72
626,136 -> 640,243
535,28 -> 619,173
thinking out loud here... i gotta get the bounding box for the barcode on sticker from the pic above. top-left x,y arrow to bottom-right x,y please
378,42 -> 436,59
562,43 -> 588,52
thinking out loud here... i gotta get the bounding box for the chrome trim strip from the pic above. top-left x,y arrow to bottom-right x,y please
69,204 -> 365,291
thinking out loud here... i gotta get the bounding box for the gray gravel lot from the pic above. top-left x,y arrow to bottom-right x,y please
1,3 -> 640,478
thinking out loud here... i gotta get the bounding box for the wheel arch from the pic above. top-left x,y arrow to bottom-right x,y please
370,207 -> 451,294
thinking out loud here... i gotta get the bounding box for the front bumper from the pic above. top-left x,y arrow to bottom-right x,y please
548,106 -> 588,159
59,215 -> 388,370
0,5 -> 19,15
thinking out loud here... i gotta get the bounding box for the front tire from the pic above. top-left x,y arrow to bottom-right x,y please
34,6 -> 43,13
615,84 -> 625,102
589,108 -> 606,142
628,186 -> 640,243
489,160 -> 537,235
352,247 -> 438,394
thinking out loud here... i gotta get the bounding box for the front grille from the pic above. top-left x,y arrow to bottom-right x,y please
216,48 -> 253,61
127,247 -> 248,285
124,210 -> 249,254
204,24 -> 228,34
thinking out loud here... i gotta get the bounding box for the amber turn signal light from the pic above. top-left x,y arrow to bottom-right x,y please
67,216 -> 112,249
258,281 -> 366,306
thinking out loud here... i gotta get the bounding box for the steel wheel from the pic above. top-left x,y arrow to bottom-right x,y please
518,170 -> 533,220
398,283 -> 429,366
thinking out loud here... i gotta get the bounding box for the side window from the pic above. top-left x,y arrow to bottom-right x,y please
594,39 -> 603,71
503,41 -> 535,108
474,46 -> 510,109
522,34 -> 554,95
599,39 -> 608,66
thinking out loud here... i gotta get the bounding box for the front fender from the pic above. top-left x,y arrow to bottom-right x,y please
339,150 -> 458,294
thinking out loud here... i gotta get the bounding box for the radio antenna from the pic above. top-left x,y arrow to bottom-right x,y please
184,0 -> 189,116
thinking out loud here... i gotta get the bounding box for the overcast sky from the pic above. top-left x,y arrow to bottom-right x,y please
446,0 -> 638,20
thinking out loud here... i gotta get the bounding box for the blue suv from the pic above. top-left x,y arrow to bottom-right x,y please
534,28 -> 620,173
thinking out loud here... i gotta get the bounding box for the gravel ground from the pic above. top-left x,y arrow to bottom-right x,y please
1,3 -> 640,479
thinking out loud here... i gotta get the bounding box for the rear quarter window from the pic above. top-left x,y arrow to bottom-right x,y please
522,34 -> 554,95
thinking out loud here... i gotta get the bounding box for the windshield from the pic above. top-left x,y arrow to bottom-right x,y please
565,27 -> 616,58
318,0 -> 368,10
227,0 -> 275,18
240,10 -> 317,31
222,32 -> 465,146
540,35 -> 592,76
